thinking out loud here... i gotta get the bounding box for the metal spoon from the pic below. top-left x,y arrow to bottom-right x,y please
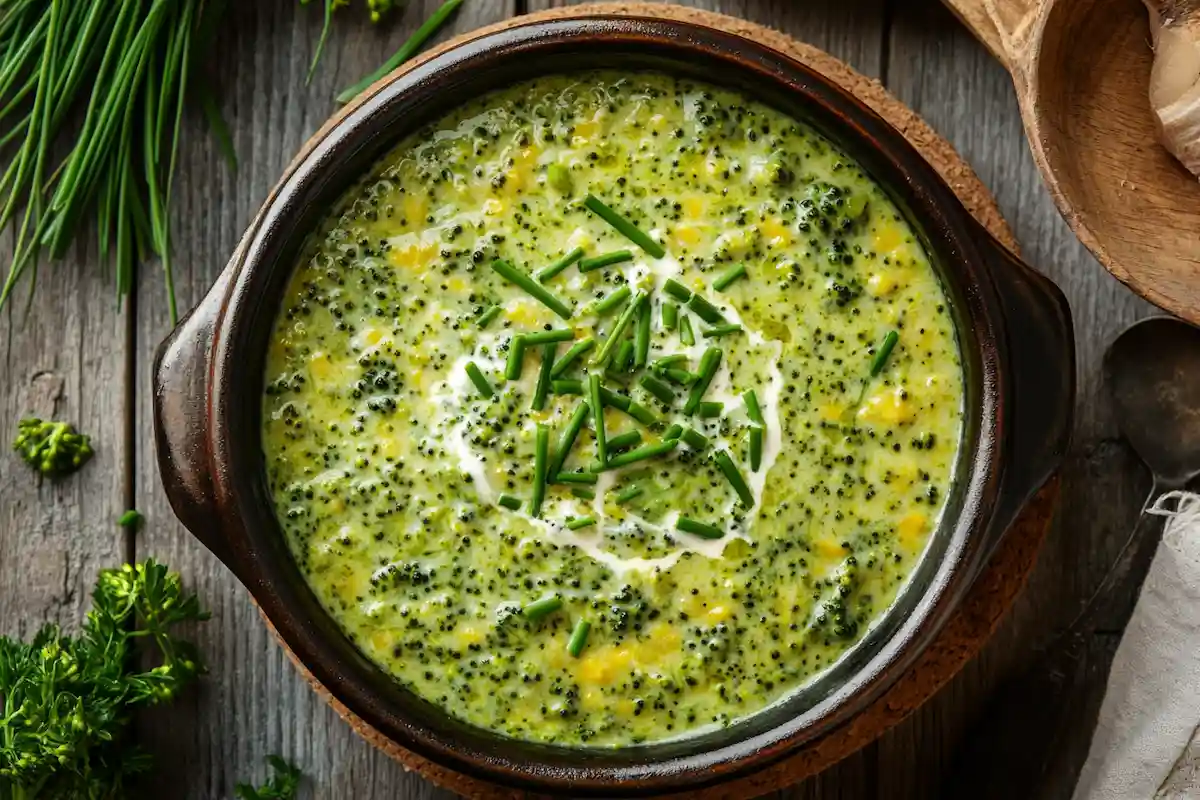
944,316 -> 1200,799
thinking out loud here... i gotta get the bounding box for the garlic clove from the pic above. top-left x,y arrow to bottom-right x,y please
1144,1 -> 1200,178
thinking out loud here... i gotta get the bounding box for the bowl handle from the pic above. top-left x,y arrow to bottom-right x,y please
152,264 -> 243,578
979,234 -> 1075,551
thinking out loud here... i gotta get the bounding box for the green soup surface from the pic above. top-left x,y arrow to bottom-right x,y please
262,71 -> 963,746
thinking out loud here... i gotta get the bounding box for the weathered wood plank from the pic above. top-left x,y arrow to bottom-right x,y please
883,2 -> 1157,798
134,2 -> 511,798
528,0 -> 888,78
0,244 -> 128,638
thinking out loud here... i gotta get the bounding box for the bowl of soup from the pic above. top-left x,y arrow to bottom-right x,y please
153,15 -> 1073,795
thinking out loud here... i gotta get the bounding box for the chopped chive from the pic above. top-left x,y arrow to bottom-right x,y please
684,348 -> 723,414
532,343 -> 556,411
870,330 -> 900,376
571,487 -> 596,500
624,401 -> 658,426
591,286 -> 632,317
567,619 -> 592,656
551,338 -> 595,378
698,401 -> 723,418
478,305 -> 502,328
664,279 -> 693,301
465,362 -> 494,399
589,374 -> 608,466
702,324 -> 743,339
664,369 -> 698,385
679,315 -> 696,346
653,354 -> 688,371
579,249 -> 633,272
505,336 -> 526,380
583,195 -> 666,258
607,430 -> 643,453
498,494 -> 522,511
748,424 -> 764,472
522,595 -> 562,621
536,247 -> 585,282
681,427 -> 709,449
615,485 -> 645,504
663,301 -> 679,330
597,389 -> 656,424
744,389 -> 764,425
603,439 -> 678,470
599,387 -> 632,411
525,328 -> 576,345
566,516 -> 597,531
556,471 -> 599,485
531,424 -> 550,517
663,424 -> 684,441
688,294 -> 726,324
639,374 -> 676,404
714,450 -> 754,507
490,259 -> 573,319
602,365 -> 629,384
549,402 -> 590,479
615,340 -> 635,372
635,304 -> 652,368
712,263 -> 747,291
552,379 -> 584,395
676,516 -> 724,540
593,291 -> 645,366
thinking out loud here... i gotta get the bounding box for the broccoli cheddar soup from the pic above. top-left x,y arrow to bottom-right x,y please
262,72 -> 963,746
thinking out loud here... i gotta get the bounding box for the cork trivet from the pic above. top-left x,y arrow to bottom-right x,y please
267,5 -> 1054,797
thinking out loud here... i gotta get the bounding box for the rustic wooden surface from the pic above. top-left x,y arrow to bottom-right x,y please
0,1 -> 1162,798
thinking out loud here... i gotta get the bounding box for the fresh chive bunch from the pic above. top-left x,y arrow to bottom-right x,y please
0,0 -> 232,323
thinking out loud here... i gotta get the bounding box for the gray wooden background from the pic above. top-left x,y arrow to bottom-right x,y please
0,0 -> 1160,797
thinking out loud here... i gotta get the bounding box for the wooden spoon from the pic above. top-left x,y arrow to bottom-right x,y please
942,0 -> 1200,325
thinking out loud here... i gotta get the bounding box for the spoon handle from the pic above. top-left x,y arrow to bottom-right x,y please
943,482 -> 1171,798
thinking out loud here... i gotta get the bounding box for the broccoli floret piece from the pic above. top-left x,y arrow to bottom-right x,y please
811,557 -> 860,640
763,151 -> 794,187
808,182 -> 843,216
12,417 -> 94,477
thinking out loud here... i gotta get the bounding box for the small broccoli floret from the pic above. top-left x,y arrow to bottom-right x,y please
12,417 -> 94,477
811,557 -> 860,640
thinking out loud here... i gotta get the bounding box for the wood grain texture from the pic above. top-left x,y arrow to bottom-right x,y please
132,2 -> 510,798
0,244 -> 128,638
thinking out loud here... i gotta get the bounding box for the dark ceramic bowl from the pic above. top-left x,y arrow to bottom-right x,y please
153,15 -> 1075,796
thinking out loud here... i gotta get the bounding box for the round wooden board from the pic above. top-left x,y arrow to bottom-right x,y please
267,4 -> 1058,797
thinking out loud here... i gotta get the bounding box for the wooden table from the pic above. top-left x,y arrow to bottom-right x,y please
0,1 -> 1162,797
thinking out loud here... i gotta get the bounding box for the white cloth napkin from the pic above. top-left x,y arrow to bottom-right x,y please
1073,491 -> 1200,800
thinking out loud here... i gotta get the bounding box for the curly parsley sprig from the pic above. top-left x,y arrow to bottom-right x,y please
0,559 -> 208,799
235,756 -> 303,800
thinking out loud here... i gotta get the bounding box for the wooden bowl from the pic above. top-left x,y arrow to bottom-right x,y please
944,0 -> 1200,324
